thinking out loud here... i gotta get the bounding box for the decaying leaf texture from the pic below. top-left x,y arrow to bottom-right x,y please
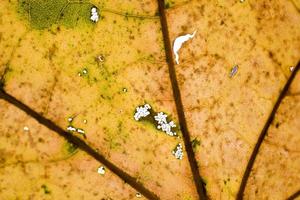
1,0 -> 197,199
0,0 -> 300,199
165,0 -> 300,199
0,101 -> 142,199
244,93 -> 300,199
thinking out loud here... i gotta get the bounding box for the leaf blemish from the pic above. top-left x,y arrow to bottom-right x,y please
41,184 -> 51,194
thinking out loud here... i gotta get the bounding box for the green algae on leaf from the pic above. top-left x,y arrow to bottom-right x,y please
58,2 -> 94,28
191,138 -> 201,151
18,0 -> 94,29
64,141 -> 78,155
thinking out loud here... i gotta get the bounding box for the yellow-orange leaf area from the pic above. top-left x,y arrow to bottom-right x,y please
166,0 -> 300,199
0,0 -> 197,199
1,0 -> 300,199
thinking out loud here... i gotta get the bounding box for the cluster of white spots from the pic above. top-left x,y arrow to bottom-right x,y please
229,65 -> 238,78
78,68 -> 88,77
172,143 -> 183,160
136,192 -> 142,198
154,112 -> 167,124
97,166 -> 105,175
173,30 -> 197,64
154,112 -> 177,136
23,126 -> 29,132
90,7 -> 99,22
158,121 -> 176,136
67,125 -> 85,135
134,104 -> 151,121
66,116 -> 87,136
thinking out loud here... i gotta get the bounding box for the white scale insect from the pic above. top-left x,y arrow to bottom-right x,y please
77,128 -> 85,134
67,125 -> 85,135
173,30 -> 197,64
97,166 -> 105,175
136,192 -> 142,198
82,69 -> 88,75
67,126 -> 76,132
172,143 -> 183,160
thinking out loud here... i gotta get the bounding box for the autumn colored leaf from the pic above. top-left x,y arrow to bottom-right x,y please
0,0 -> 300,199
0,101 -> 141,199
165,0 -> 300,199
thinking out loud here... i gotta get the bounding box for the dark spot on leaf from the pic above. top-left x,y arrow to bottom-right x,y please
41,184 -> 51,194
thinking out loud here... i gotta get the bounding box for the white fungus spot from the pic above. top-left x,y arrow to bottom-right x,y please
229,65 -> 238,78
172,143 -> 183,160
240,0 -> 245,2
90,7 -> 99,22
23,126 -> 29,132
173,30 -> 197,64
136,192 -> 142,198
134,106 -> 177,136
123,88 -> 128,92
82,69 -> 88,75
68,117 -> 73,122
290,66 -> 295,72
77,128 -> 85,134
83,119 -> 87,124
97,166 -> 105,175
67,126 -> 76,132
154,112 -> 177,136
154,112 -> 167,125
157,121 -> 176,136
134,104 -> 151,121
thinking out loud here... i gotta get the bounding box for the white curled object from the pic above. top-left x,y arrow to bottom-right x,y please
173,30 -> 197,64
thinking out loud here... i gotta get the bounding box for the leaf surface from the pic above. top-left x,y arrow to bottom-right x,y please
0,0 -> 300,199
